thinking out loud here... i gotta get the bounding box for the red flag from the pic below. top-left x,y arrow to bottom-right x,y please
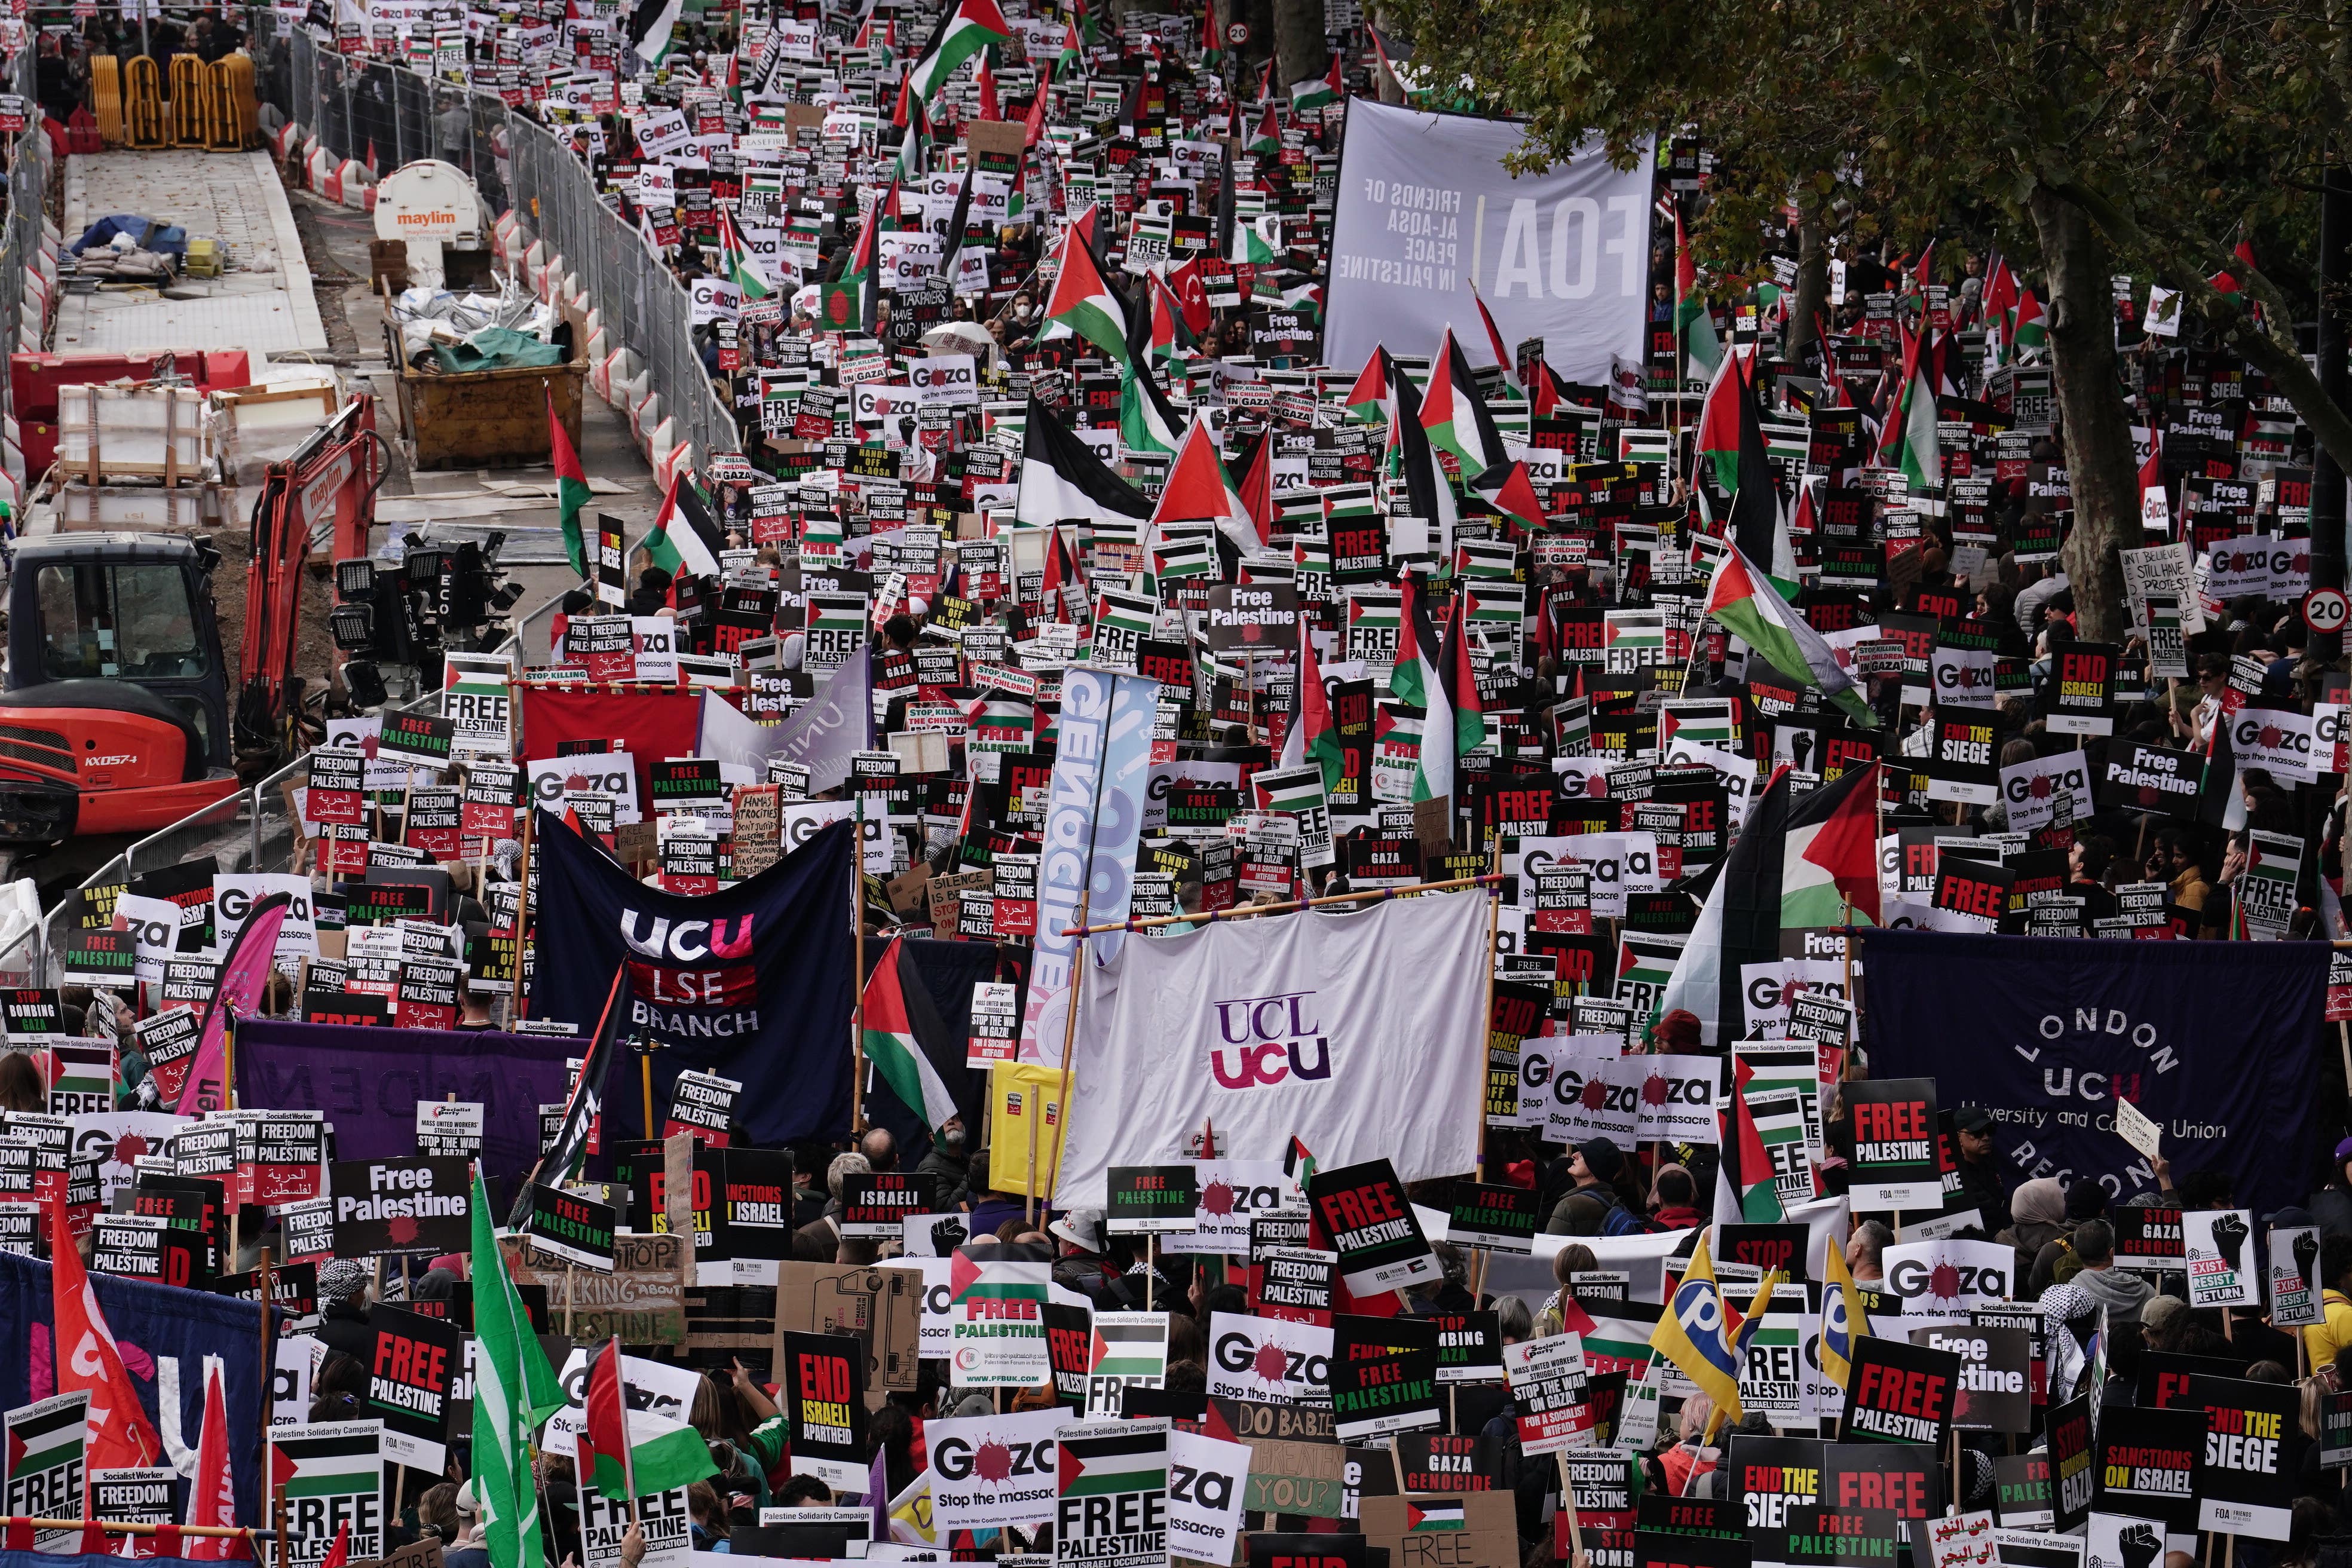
1471,289 -> 1514,387
1238,434 -> 1273,548
1022,57 -> 1051,146
320,1525 -> 351,1568
48,1198 -> 161,1474
2209,240 -> 2259,294
182,1362 -> 238,1560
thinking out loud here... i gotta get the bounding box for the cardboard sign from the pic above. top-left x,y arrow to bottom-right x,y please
2266,1226 -> 2323,1328
2045,1395 -> 2096,1534
1839,1336 -> 1960,1447
2172,1374 -> 2298,1540
1361,1491 -> 1518,1568
1087,1312 -> 1171,1416
362,1306 -> 461,1469
1306,1159 -> 1439,1294
1328,1314 -> 1440,1441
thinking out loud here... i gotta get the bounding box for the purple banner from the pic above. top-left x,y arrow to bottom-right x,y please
235,1021 -> 578,1181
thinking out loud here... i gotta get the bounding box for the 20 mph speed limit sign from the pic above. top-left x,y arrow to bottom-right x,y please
2304,587 -> 2349,634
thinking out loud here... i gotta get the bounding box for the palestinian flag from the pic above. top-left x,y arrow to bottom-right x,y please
906,0 -> 1010,100
1230,214 -> 1281,265
579,1339 -> 716,1500
1418,330 -> 1502,477
1471,290 -> 1516,387
1387,575 -> 1458,803
1279,612 -> 1346,795
1674,200 -> 1722,378
1014,394 -> 1153,531
1727,362 -> 1799,593
716,207 -> 771,300
862,935 -> 976,1134
1730,1057 -> 1786,1221
1694,347 -> 1747,495
1704,544 -> 1872,725
950,1245 -> 1052,1310
893,90 -> 932,179
1878,323 -> 1940,490
1343,347 -> 1390,425
1119,356 -> 1186,457
1667,762 -> 1881,1044
1043,219 -> 1131,362
1290,53 -> 1342,112
1150,417 -> 1259,557
1284,1135 -> 1315,1187
2011,287 -> 2047,351
1237,430 -> 1273,547
1555,1296 -> 1663,1379
644,471 -> 725,580
1058,1425 -> 1167,1497
1388,366 -> 1462,547
511,961 -> 623,1217
1247,103 -> 1281,154
1469,460 -> 1544,534
551,391 -> 592,578
1437,587 -> 1486,762
1405,1502 -> 1465,1532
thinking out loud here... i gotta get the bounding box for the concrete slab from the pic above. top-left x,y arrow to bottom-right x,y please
56,149 -> 330,370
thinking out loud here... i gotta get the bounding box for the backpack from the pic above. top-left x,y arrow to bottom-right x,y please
1591,1189 -> 1662,1238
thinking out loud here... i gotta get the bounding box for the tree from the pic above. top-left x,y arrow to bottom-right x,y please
1383,0 -> 2342,641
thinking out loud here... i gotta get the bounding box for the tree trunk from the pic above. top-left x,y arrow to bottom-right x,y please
1221,0 -> 1276,87
1786,207 -> 1827,368
1272,0 -> 1324,100
1372,3 -> 1404,103
2028,186 -> 2141,645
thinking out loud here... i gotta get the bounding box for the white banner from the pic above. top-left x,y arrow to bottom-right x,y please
1325,102 -> 1654,385
1055,892 -> 1489,1206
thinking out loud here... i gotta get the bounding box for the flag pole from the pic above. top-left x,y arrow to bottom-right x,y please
614,1335 -> 638,1525
853,791 -> 868,1135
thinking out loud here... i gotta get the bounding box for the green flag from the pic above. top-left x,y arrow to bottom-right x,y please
470,1165 -> 565,1568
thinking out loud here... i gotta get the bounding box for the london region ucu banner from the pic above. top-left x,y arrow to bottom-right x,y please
528,810 -> 858,1146
1054,889 -> 1492,1207
1855,930 -> 2327,1218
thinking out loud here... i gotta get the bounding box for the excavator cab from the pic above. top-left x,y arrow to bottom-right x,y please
0,533 -> 241,844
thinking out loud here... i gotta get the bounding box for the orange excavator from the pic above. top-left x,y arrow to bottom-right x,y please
0,396 -> 385,847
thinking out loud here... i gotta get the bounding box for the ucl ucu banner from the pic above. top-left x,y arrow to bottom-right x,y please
1209,991 -> 1333,1090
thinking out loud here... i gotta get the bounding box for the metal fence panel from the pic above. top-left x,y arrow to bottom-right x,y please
257,13 -> 739,458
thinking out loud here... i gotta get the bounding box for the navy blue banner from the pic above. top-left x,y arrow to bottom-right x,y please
0,1253 -> 273,1530
1855,931 -> 2326,1218
527,811 -> 857,1149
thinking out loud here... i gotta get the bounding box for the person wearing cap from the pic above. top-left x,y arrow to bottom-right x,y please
1950,1106 -> 2011,1235
314,1258 -> 375,1363
1049,1209 -> 1117,1298
1543,1138 -> 1633,1236
2310,1137 -> 2352,1244
440,1482 -> 491,1568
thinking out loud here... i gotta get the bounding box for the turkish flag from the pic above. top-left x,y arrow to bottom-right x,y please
47,1198 -> 163,1474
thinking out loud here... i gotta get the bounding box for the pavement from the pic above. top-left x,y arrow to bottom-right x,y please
41,146 -> 666,642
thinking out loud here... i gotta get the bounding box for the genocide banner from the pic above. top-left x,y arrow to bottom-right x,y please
1324,101 -> 1654,387
1855,931 -> 2325,1218
527,811 -> 858,1147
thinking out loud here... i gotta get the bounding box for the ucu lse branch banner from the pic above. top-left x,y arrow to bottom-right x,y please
528,810 -> 858,1147
1055,890 -> 1491,1208
1857,930 -> 2327,1220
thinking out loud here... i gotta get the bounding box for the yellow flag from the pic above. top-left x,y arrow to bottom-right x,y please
1650,1229 -> 1745,1419
986,1062 -> 1069,1197
1819,1232 -> 1873,1391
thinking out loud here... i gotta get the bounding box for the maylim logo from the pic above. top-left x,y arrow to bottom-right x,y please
1208,990 -> 1330,1089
